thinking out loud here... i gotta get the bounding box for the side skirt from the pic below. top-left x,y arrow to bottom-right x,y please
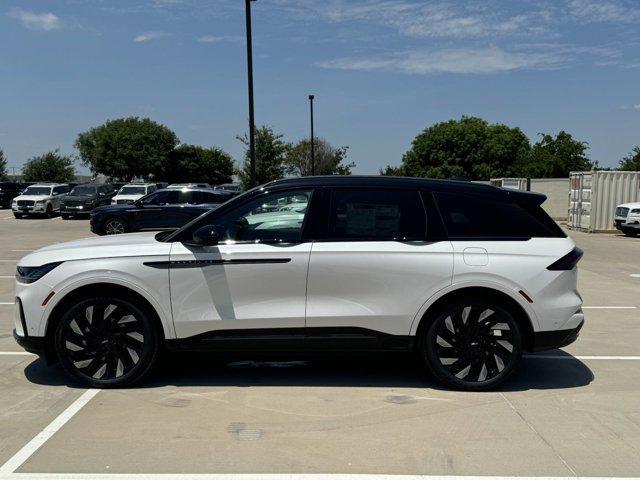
165,327 -> 415,354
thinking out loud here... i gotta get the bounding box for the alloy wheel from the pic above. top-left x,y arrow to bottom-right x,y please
60,302 -> 146,381
433,305 -> 517,384
105,219 -> 125,235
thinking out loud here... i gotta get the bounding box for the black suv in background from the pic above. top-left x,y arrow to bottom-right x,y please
0,182 -> 26,208
90,187 -> 233,235
60,183 -> 115,218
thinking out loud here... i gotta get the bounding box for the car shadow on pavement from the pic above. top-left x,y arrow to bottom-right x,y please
24,350 -> 593,392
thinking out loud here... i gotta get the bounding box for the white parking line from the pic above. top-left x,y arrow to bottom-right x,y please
0,276 -> 14,278
582,306 -> 637,309
525,355 -> 640,360
0,352 -> 34,356
0,302 -> 14,305
0,474 -> 638,480
0,389 -> 100,474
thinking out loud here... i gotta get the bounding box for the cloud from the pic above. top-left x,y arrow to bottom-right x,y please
317,47 -> 565,75
569,0 -> 640,23
133,31 -> 167,42
197,35 -> 242,43
634,104 -> 640,110
8,9 -> 61,31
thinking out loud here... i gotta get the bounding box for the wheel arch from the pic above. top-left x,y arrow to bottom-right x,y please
413,286 -> 535,352
42,283 -> 166,363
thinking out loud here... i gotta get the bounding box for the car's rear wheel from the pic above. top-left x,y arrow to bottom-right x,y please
104,218 -> 127,235
55,297 -> 160,388
421,298 -> 522,390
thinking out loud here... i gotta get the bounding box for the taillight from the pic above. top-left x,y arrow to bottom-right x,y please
547,247 -> 584,271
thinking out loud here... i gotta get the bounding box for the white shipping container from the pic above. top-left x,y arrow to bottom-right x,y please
569,171 -> 640,232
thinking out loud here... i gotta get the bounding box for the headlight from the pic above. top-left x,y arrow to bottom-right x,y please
12,200 -> 17,204
16,262 -> 63,284
35,200 -> 45,204
85,199 -> 94,205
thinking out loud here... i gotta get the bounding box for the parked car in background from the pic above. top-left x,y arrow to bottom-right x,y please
167,183 -> 211,189
90,187 -> 232,235
111,183 -> 157,205
11,184 -> 71,218
60,184 -> 115,219
14,176 -> 583,389
213,183 -> 243,195
614,203 -> 640,236
0,182 -> 25,208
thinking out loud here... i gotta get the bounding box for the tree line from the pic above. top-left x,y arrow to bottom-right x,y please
1,115 -> 639,184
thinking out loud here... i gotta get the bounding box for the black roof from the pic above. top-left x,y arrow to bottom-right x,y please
264,175 -> 546,204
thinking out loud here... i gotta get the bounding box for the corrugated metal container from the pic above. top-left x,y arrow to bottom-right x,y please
490,178 -> 529,190
569,171 -> 640,232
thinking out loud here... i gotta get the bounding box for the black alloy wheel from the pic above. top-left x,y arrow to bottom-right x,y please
104,218 -> 126,235
422,299 -> 522,390
55,297 -> 159,387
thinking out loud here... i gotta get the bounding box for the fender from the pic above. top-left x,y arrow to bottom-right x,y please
38,271 -> 175,339
409,278 -> 541,336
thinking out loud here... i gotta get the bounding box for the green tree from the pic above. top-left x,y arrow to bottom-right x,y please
284,138 -> 354,176
619,146 -> 640,171
164,144 -> 235,185
516,131 -> 594,178
75,117 -> 179,181
237,126 -> 287,189
22,149 -> 75,182
0,148 -> 7,180
385,116 -> 530,180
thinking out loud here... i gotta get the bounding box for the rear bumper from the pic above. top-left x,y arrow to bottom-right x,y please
13,329 -> 46,356
530,319 -> 584,352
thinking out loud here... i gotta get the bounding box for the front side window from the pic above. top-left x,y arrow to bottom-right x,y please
327,188 -> 426,240
142,190 -> 179,205
213,189 -> 312,243
434,192 -> 558,239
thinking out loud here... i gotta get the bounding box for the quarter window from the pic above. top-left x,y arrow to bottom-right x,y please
327,188 -> 426,240
434,192 -> 557,239
213,189 -> 312,243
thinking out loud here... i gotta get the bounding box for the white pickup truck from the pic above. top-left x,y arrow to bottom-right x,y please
614,202 -> 640,236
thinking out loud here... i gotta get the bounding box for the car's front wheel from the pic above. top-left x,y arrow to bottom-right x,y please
13,213 -> 22,219
103,218 -> 127,235
55,296 -> 160,388
621,227 -> 639,237
421,298 -> 522,390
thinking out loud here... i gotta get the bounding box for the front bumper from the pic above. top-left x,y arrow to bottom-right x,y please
530,318 -> 584,352
13,329 -> 47,357
60,205 -> 91,215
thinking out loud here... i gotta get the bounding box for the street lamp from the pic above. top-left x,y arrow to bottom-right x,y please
309,94 -> 315,176
245,0 -> 257,186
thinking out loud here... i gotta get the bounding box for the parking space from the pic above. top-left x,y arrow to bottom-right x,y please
1,217 -> 639,477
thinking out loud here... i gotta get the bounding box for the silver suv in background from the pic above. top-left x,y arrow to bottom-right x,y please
614,203 -> 640,237
11,184 -> 70,218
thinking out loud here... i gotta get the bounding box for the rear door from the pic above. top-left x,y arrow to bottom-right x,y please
305,187 -> 453,336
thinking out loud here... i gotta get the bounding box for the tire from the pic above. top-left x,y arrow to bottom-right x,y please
55,296 -> 160,388
13,213 -> 22,219
61,214 -> 70,220
45,204 -> 54,218
621,228 -> 639,237
103,217 -> 127,235
420,297 -> 523,391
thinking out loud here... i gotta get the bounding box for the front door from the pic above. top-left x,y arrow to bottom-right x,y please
169,188 -> 314,338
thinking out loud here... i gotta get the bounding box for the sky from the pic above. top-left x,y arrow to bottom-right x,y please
1,0 -> 640,176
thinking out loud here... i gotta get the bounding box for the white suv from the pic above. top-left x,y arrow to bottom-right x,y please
111,183 -> 157,205
13,177 -> 584,390
614,202 -> 640,237
12,184 -> 70,218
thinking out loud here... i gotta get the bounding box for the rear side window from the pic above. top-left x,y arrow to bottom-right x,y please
328,188 -> 426,240
434,192 -> 561,239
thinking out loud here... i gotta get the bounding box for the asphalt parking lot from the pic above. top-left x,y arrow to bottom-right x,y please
1,212 -> 639,478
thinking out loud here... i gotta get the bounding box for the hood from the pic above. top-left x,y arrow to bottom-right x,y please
14,194 -> 51,201
18,232 -> 171,267
64,194 -> 95,201
617,202 -> 640,209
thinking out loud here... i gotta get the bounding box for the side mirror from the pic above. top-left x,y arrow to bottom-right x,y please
189,225 -> 219,246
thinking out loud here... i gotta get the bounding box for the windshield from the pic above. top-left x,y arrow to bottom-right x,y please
22,186 -> 52,196
118,186 -> 146,195
70,186 -> 96,195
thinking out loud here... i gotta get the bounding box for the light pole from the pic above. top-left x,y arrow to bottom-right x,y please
245,0 -> 257,186
309,94 -> 315,176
